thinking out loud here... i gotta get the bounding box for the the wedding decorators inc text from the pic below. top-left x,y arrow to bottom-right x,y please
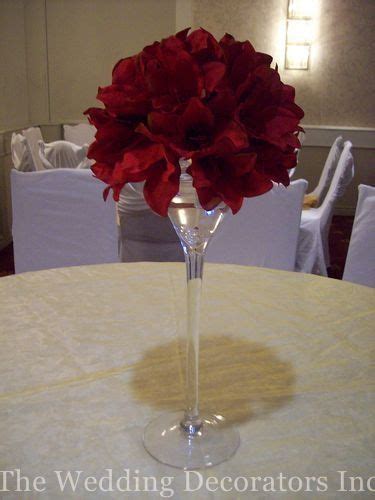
1,469 -> 374,496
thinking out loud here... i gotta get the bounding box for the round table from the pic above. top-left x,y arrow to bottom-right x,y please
0,263 -> 374,498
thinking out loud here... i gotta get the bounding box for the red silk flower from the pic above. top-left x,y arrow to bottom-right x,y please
85,28 -> 304,216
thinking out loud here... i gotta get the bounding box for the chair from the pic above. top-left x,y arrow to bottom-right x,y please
288,166 -> 297,179
303,136 -> 344,208
11,169 -> 119,273
117,184 -> 184,262
289,130 -> 306,179
63,123 -> 95,146
38,140 -> 92,169
343,185 -> 375,287
205,179 -> 308,271
11,133 -> 35,172
22,126 -> 45,171
295,141 -> 354,276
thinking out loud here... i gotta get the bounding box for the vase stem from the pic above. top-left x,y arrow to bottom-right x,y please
143,195 -> 240,468
180,248 -> 204,436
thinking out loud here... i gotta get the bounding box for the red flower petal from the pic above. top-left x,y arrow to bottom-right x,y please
84,107 -> 110,128
187,28 -> 223,62
87,120 -> 138,164
165,51 -> 203,101
161,33 -> 187,53
176,27 -> 191,41
241,170 -> 274,198
179,97 -> 215,134
202,61 -> 226,92
97,85 -> 150,117
91,162 -> 113,185
120,142 -> 166,180
189,151 -> 258,213
206,89 -> 236,120
225,153 -> 257,176
142,58 -> 170,96
143,159 -> 180,216
112,56 -> 138,85
198,192 -> 223,211
213,120 -> 249,154
148,111 -> 179,137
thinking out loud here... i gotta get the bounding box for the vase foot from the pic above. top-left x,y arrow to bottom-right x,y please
143,411 -> 240,470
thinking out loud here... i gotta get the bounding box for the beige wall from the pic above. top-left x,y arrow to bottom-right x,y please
0,0 -> 29,130
0,0 -> 28,247
46,0 -> 176,122
192,0 -> 375,128
24,0 -> 50,125
0,0 -> 176,129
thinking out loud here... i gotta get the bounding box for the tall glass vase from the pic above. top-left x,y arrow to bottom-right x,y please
143,166 -> 240,469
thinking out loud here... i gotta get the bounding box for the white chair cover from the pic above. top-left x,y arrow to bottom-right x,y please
63,123 -> 95,146
117,183 -> 184,262
117,182 -> 149,213
38,140 -> 92,169
306,136 -> 345,206
22,126 -> 45,171
11,169 -> 119,273
118,210 -> 184,263
343,184 -> 375,287
205,179 -> 308,271
295,141 -> 354,276
11,133 -> 35,172
289,130 -> 306,179
288,167 -> 296,179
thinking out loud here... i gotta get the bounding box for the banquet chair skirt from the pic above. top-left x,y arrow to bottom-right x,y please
22,126 -> 45,171
343,184 -> 375,287
11,133 -> 35,172
295,141 -> 354,276
206,179 -> 308,271
38,140 -> 91,169
303,136 -> 344,209
11,169 -> 119,273
118,209 -> 184,263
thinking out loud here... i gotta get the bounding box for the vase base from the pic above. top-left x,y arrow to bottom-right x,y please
143,411 -> 240,470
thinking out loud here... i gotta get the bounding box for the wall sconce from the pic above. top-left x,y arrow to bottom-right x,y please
285,0 -> 315,69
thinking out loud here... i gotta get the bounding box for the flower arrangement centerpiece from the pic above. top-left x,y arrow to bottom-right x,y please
85,27 -> 303,216
85,28 -> 304,470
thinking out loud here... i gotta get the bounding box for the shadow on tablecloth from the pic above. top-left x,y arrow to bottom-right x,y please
129,334 -> 295,426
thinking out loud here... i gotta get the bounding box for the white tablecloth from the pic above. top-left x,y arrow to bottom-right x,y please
0,263 -> 374,498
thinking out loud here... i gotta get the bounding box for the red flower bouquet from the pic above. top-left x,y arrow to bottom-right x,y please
85,28 -> 304,216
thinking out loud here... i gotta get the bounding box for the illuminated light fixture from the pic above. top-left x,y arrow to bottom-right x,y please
287,19 -> 313,44
285,45 -> 310,70
285,0 -> 315,70
288,0 -> 314,19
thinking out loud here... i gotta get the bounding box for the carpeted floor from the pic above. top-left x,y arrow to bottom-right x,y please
0,215 -> 353,279
326,215 -> 354,280
0,242 -> 14,277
